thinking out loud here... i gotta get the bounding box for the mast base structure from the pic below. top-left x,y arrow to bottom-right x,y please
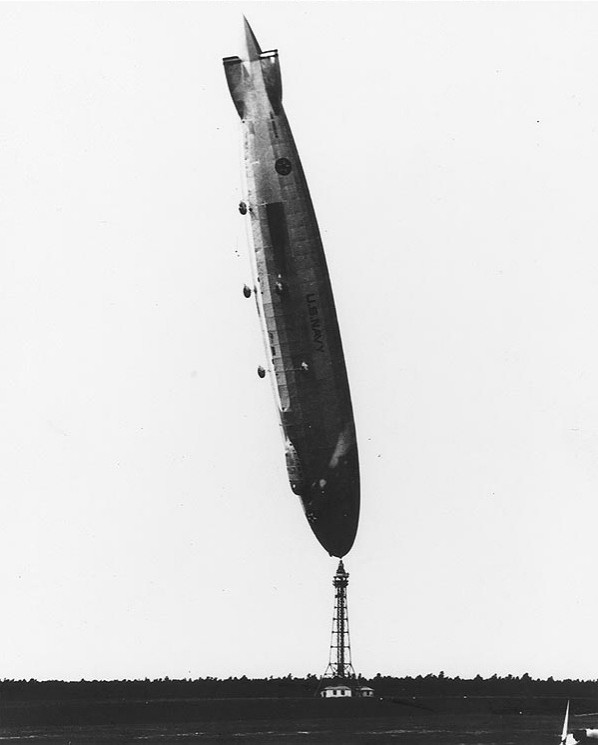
317,561 -> 375,699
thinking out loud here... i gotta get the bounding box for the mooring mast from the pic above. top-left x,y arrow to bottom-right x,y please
324,560 -> 356,679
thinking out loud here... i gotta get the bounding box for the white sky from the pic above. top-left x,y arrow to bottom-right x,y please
1,1 -> 598,682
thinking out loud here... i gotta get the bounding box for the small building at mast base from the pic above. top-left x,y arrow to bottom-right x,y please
355,686 -> 375,697
320,685 -> 352,698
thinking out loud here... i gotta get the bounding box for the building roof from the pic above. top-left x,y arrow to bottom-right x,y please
322,684 -> 352,691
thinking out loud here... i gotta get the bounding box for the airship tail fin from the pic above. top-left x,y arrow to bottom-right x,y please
243,17 -> 262,60
222,56 -> 247,118
223,20 -> 282,118
260,50 -> 283,113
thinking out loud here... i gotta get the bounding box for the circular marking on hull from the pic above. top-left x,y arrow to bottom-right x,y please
275,157 -> 292,175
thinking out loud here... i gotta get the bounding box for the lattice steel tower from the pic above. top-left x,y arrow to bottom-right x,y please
324,560 -> 356,679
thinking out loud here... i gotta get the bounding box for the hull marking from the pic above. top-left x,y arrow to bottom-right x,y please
306,293 -> 325,353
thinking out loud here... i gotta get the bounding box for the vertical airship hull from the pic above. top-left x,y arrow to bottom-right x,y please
224,20 -> 359,558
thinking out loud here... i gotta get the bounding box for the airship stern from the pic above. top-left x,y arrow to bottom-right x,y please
223,18 -> 282,119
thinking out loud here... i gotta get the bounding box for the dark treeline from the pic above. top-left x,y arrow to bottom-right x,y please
1,673 -> 597,702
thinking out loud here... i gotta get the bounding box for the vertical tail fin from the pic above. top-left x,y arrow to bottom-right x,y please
223,18 -> 282,119
243,17 -> 262,60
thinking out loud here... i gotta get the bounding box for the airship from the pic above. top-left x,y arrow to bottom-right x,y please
223,19 -> 359,558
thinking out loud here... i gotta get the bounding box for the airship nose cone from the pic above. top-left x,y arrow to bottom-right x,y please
303,455 -> 360,558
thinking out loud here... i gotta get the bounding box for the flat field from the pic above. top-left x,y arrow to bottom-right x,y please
0,703 -> 585,745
